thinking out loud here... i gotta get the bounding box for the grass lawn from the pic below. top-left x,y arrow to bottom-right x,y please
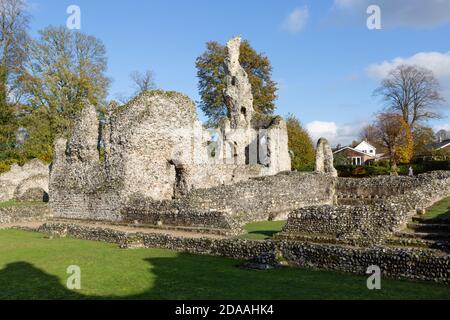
425,197 -> 450,221
0,200 -> 45,208
238,220 -> 286,240
0,229 -> 448,300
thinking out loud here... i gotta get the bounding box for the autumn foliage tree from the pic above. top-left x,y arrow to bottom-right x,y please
196,39 -> 277,126
286,114 -> 315,171
374,113 -> 413,174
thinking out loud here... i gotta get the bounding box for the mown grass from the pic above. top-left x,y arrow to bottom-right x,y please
0,229 -> 448,300
238,220 -> 286,240
425,197 -> 450,221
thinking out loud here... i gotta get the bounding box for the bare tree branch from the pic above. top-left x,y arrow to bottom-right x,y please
374,64 -> 445,128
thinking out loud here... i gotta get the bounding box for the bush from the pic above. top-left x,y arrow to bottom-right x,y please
0,161 -> 11,174
337,160 -> 450,178
366,165 -> 391,176
336,165 -> 391,177
0,159 -> 19,174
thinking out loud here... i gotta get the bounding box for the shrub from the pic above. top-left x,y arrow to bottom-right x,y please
0,161 -> 11,174
352,166 -> 367,177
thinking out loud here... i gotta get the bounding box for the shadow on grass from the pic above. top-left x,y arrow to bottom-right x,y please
247,230 -> 280,238
1,255 -> 450,300
0,262 -> 84,300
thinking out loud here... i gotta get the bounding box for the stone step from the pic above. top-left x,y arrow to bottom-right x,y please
407,222 -> 450,233
50,218 -> 237,237
394,231 -> 450,241
386,237 -> 450,252
412,216 -> 450,224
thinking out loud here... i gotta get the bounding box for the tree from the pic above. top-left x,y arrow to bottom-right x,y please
436,129 -> 448,142
0,0 -> 29,158
286,114 -> 315,171
21,26 -> 110,148
196,39 -> 277,126
0,0 -> 29,106
359,124 -> 385,152
413,126 -> 435,157
130,70 -> 156,96
374,64 -> 445,128
374,113 -> 413,174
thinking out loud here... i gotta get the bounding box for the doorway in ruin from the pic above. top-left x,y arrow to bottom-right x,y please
168,160 -> 188,198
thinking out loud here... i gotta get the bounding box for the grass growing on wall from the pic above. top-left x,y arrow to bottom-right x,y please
0,229 -> 448,300
425,197 -> 450,221
0,200 -> 45,208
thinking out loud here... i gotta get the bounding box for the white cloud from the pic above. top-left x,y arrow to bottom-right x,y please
306,120 -> 365,146
367,51 -> 450,100
306,121 -> 338,142
367,52 -> 450,79
282,6 -> 309,34
332,0 -> 450,28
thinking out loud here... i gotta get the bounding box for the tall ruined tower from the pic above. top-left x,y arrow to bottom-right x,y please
224,36 -> 254,129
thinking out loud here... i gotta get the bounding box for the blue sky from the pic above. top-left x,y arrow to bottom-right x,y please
28,0 -> 450,145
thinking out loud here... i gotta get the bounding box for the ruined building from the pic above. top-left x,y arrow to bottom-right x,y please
50,36 -> 294,225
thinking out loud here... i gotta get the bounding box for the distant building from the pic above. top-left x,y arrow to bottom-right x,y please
428,139 -> 450,153
421,137 -> 450,160
333,141 -> 378,165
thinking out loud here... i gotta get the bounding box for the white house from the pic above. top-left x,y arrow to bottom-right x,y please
333,141 -> 378,166
354,141 -> 376,156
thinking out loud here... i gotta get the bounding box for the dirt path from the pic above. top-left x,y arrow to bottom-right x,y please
0,219 -> 228,240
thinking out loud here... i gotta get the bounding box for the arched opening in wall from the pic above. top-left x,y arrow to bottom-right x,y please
206,129 -> 219,161
241,107 -> 247,117
245,144 -> 250,165
258,132 -> 270,166
224,141 -> 239,165
231,76 -> 237,86
233,142 -> 239,164
43,191 -> 49,203
168,160 -> 188,198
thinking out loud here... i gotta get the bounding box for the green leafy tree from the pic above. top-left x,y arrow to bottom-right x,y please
286,114 -> 315,171
196,39 -> 277,126
19,26 -> 110,160
0,0 -> 29,160
334,153 -> 350,166
412,126 -> 435,157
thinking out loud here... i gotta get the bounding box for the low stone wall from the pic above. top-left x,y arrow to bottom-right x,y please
282,171 -> 450,246
336,171 -> 450,204
120,172 -> 336,230
50,189 -> 122,221
0,159 -> 49,202
122,199 -> 239,230
0,205 -> 52,225
281,204 -> 408,246
280,242 -> 449,284
37,223 -> 449,284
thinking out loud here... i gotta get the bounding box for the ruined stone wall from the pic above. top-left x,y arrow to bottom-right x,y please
39,222 -> 450,284
0,205 -> 52,225
282,171 -> 450,246
50,36 -> 292,223
0,159 -> 49,202
121,172 -> 336,229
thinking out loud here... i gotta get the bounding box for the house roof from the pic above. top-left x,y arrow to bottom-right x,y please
333,146 -> 375,158
427,139 -> 450,151
355,140 -> 376,150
